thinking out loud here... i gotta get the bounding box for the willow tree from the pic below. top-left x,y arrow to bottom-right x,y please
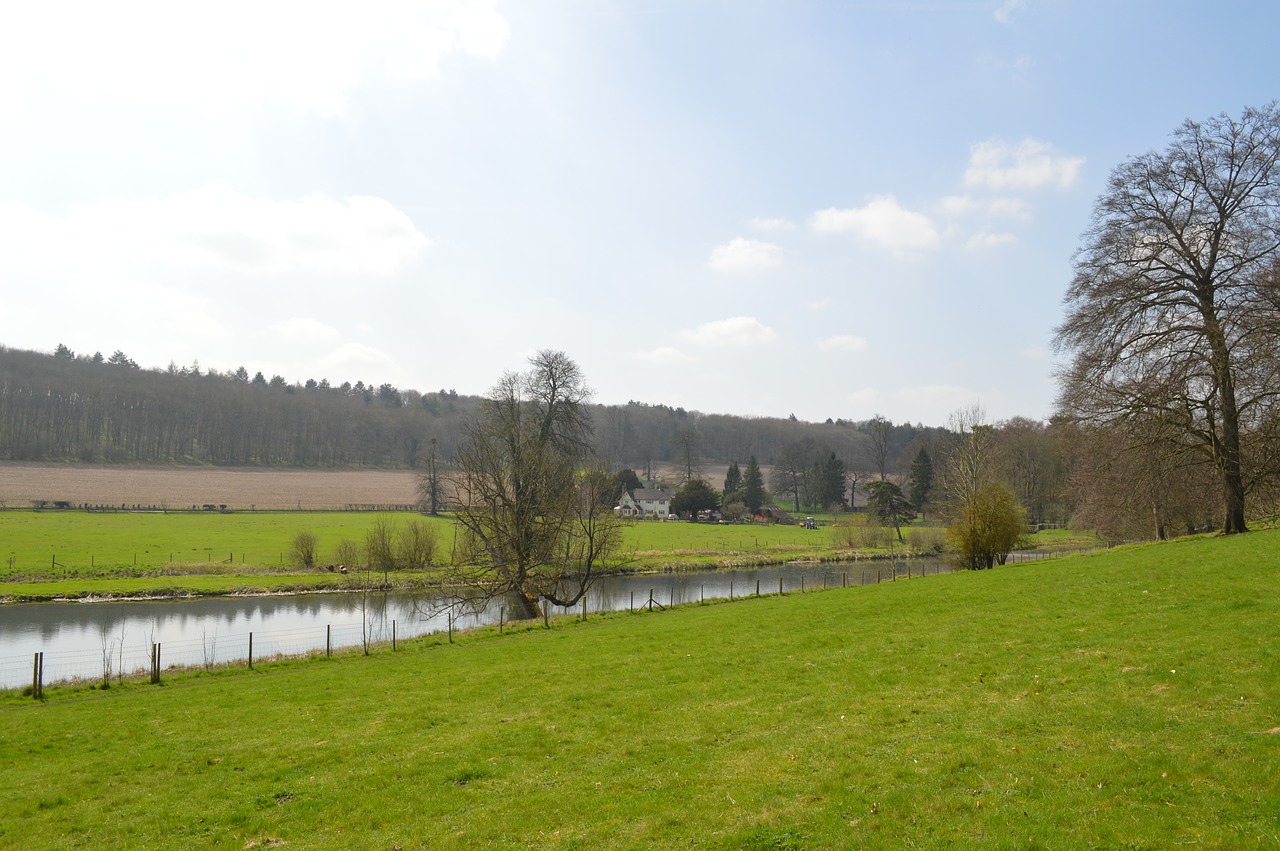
449,351 -> 620,619
1055,104 -> 1280,534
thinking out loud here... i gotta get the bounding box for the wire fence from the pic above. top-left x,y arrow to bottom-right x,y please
3,548 -> 1103,696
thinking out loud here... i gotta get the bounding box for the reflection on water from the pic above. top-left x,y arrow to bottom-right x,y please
0,559 -> 951,689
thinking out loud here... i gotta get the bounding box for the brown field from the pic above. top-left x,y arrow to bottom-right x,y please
0,462 -> 421,510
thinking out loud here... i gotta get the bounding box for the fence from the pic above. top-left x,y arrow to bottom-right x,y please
4,549 -> 1099,697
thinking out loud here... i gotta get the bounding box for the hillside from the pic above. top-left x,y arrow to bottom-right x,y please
3,531 -> 1276,847
0,343 -> 938,474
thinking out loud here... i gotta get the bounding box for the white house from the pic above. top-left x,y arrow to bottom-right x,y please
616,488 -> 672,518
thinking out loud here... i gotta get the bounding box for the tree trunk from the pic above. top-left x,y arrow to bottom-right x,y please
1204,304 -> 1249,535
509,589 -> 541,620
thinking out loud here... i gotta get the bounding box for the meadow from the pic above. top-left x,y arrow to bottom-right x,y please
2,531 -> 1276,847
0,507 -> 1099,601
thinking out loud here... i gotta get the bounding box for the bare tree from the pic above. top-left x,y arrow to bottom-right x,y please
416,437 -> 444,515
670,423 -> 703,485
1056,103 -> 1280,534
866,415 -> 893,480
448,351 -> 621,620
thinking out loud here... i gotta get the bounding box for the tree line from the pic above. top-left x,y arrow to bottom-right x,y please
0,344 -> 939,474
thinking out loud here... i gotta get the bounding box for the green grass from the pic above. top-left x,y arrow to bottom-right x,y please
2,531 -> 1278,847
0,509 -> 1106,600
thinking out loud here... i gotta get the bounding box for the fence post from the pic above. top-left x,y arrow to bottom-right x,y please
779,576 -> 784,595
756,579 -> 760,596
32,652 -> 43,700
448,612 -> 454,643
393,620 -> 397,651
499,607 -> 505,634
630,591 -> 634,613
701,584 -> 704,604
582,596 -> 587,621
248,633 -> 253,670
730,580 -> 734,600
842,572 -> 847,588
327,625 -> 331,657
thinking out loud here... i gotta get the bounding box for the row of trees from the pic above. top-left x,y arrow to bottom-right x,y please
0,344 -> 941,474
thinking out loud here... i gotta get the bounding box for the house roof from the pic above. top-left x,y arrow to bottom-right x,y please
632,488 -> 671,501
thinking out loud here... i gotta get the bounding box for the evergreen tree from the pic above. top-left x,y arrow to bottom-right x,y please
742,455 -> 766,513
907,447 -> 934,520
811,452 -> 847,510
723,460 -> 742,498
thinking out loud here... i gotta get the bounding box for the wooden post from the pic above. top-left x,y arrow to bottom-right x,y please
582,596 -> 587,621
755,579 -> 760,596
500,607 -> 505,634
779,576 -> 783,595
700,584 -> 704,604
730,580 -> 734,601
801,576 -> 806,593
248,633 -> 253,669
326,625 -> 331,657
448,612 -> 454,643
32,652 -> 43,700
630,591 -> 634,613
843,572 -> 847,588
393,620 -> 397,651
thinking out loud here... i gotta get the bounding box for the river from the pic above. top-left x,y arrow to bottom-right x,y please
1,559 -> 954,690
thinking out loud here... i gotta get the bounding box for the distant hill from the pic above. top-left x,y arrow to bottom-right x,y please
0,344 -> 938,477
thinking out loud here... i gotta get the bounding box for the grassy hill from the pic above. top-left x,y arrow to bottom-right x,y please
2,531 -> 1277,848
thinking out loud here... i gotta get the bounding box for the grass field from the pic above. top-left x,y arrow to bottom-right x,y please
0,508 -> 1102,601
2,530 -> 1277,847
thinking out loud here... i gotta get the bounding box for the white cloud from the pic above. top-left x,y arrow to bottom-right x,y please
964,139 -> 1084,190
994,0 -> 1028,24
319,342 -> 397,372
0,1 -> 510,120
680,317 -> 777,348
964,231 -> 1018,249
707,237 -> 783,273
1021,345 -> 1047,361
810,196 -> 940,252
2,183 -> 430,277
748,217 -> 795,231
818,334 -> 869,353
271,318 -> 342,343
937,195 -> 1030,220
637,346 -> 696,365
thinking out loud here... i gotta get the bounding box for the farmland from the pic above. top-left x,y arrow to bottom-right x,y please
0,462 -> 421,511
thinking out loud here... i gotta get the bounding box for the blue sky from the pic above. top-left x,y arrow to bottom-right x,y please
2,1 -> 1277,426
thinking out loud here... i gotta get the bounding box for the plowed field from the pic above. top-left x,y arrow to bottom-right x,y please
0,463 -> 420,510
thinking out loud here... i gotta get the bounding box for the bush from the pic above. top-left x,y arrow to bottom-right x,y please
396,518 -> 438,568
905,526 -> 946,555
291,529 -> 319,569
830,515 -> 894,550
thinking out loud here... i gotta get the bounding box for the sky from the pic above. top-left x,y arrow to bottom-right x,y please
2,1 -> 1278,428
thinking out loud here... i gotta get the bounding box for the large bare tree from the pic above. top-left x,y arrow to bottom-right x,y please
448,351 -> 620,619
1055,104 -> 1280,534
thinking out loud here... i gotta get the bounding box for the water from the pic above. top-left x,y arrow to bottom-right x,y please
0,558 -> 951,690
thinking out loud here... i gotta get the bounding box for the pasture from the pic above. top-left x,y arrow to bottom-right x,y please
2,531 -> 1277,847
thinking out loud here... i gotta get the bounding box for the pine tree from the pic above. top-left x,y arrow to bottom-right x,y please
742,456 -> 766,513
908,447 -> 934,520
723,460 -> 742,498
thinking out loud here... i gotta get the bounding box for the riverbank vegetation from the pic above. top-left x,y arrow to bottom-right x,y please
3,530 -> 1277,847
